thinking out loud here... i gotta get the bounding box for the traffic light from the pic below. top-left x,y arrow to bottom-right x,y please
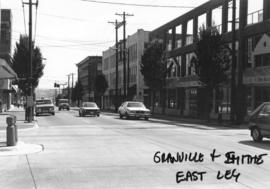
54,83 -> 60,88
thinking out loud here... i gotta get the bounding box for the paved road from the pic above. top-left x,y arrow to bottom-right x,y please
0,109 -> 269,189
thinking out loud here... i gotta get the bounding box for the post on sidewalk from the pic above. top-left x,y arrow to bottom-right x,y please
6,116 -> 17,146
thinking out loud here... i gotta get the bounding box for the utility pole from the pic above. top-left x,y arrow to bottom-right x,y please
67,74 -> 71,104
71,73 -> 75,105
108,20 -> 123,112
116,12 -> 133,100
23,0 -> 38,122
230,0 -> 236,123
127,48 -> 130,99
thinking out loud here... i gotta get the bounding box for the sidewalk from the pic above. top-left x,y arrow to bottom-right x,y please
0,105 -> 38,131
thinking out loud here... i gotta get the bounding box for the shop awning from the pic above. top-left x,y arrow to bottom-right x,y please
243,67 -> 270,86
0,58 -> 17,79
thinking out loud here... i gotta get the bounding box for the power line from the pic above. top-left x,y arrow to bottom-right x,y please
38,40 -> 114,48
21,0 -> 27,35
12,29 -> 114,45
12,8 -> 91,22
81,0 -> 196,9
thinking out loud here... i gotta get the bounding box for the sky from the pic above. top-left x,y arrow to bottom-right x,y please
0,0 -> 262,89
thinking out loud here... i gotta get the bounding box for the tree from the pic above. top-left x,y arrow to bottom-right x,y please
72,80 -> 84,106
94,74 -> 108,108
192,26 -> 231,120
140,41 -> 167,112
12,35 -> 45,95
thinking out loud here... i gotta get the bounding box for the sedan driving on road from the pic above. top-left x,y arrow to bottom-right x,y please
118,101 -> 151,120
35,99 -> 55,116
249,102 -> 270,142
79,102 -> 100,117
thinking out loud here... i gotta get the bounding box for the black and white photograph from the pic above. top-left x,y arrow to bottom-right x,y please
0,0 -> 270,188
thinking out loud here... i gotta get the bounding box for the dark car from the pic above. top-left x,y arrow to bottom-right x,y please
248,102 -> 270,142
35,99 -> 55,116
79,102 -> 100,117
58,99 -> 70,111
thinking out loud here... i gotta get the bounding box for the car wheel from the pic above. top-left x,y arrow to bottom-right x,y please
251,127 -> 263,142
97,114 -> 100,117
125,113 -> 130,120
52,113 -> 55,116
67,108 -> 70,111
119,113 -> 123,119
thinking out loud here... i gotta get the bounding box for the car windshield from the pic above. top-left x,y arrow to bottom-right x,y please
262,104 -> 270,114
83,102 -> 97,107
127,102 -> 145,108
36,100 -> 52,105
59,99 -> 68,103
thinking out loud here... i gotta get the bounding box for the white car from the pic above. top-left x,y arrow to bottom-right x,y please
35,99 -> 55,116
118,101 -> 151,120
79,102 -> 100,117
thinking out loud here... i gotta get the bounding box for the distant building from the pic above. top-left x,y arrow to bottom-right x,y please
102,29 -> 149,110
76,56 -> 102,102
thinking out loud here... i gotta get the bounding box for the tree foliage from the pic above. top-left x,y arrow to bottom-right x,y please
94,74 -> 108,96
140,41 -> 167,91
140,40 -> 167,112
12,35 -> 45,95
192,26 -> 231,119
193,26 -> 231,89
72,80 -> 84,103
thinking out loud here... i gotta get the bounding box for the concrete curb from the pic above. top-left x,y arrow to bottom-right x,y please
100,111 -> 246,129
0,141 -> 44,156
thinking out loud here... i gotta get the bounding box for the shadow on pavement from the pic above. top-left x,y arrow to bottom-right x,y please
239,140 -> 270,151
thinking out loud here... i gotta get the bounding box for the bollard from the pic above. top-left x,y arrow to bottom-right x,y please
6,116 -> 16,146
12,115 -> 18,142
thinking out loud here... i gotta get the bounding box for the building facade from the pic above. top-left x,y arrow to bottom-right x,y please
76,56 -> 102,103
102,29 -> 149,110
0,9 -> 17,112
149,0 -> 270,119
0,9 -> 12,61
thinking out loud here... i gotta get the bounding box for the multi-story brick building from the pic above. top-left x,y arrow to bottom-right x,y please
76,56 -> 102,103
102,29 -> 149,110
0,9 -> 12,62
0,9 -> 17,112
149,0 -> 270,120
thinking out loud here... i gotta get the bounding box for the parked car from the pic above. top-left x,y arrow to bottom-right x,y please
79,102 -> 100,117
118,101 -> 151,120
35,99 -> 55,116
58,99 -> 70,111
248,102 -> 270,142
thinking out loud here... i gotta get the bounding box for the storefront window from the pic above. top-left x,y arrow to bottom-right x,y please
168,89 -> 177,109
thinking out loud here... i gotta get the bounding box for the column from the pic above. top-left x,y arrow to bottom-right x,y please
207,10 -> 212,27
263,0 -> 270,20
193,17 -> 198,41
222,0 -> 229,33
182,21 -> 187,47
